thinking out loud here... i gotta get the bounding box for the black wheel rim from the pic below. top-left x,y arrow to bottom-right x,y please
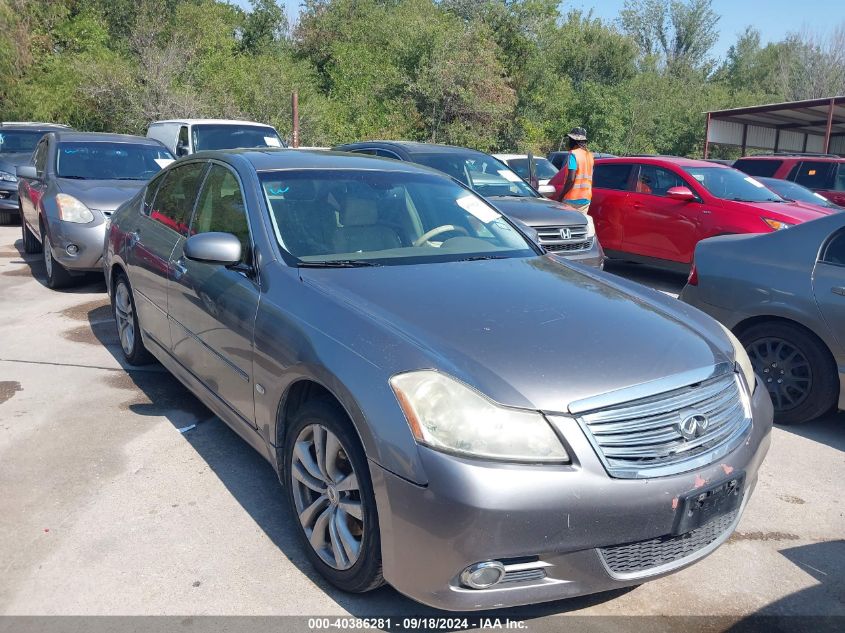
746,337 -> 812,411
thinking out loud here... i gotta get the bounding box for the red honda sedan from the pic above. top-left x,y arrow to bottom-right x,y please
590,156 -> 833,270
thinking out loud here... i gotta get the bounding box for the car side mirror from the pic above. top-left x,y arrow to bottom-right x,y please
16,165 -> 39,180
666,186 -> 696,201
175,144 -> 189,157
184,232 -> 242,266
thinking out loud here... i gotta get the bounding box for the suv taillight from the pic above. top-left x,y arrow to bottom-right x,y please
687,262 -> 698,286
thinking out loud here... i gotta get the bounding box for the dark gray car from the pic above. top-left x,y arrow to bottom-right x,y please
104,148 -> 772,611
16,131 -> 173,288
0,122 -> 71,224
681,213 -> 845,425
333,141 -> 604,267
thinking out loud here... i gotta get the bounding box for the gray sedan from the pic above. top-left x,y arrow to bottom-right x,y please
681,213 -> 845,424
105,149 -> 771,610
16,131 -> 173,288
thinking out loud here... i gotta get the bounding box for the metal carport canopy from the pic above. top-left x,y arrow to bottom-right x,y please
704,96 -> 845,157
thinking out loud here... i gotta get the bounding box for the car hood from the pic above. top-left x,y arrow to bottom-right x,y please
487,196 -> 586,227
731,199 -> 831,223
300,256 -> 733,412
56,178 -> 147,212
0,152 -> 33,167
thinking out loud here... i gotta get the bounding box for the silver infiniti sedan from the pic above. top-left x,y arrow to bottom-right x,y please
104,149 -> 772,611
682,213 -> 845,425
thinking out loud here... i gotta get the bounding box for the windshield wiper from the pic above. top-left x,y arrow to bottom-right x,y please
457,255 -> 508,262
59,175 -> 88,180
297,260 -> 381,268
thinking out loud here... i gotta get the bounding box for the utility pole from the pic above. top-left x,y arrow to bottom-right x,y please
291,91 -> 300,148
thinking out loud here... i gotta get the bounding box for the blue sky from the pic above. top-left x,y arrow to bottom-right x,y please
234,0 -> 845,62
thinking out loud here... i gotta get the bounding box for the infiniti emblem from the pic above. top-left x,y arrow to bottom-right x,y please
677,410 -> 709,440
559,227 -> 572,240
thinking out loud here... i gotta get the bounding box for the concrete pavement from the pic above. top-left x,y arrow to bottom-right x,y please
0,225 -> 842,619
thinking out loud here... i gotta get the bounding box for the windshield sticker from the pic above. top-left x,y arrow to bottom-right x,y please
264,137 -> 282,147
744,176 -> 765,188
267,185 -> 290,197
691,173 -> 705,182
0,134 -> 4,146
457,194 -> 499,223
154,158 -> 174,169
497,169 -> 522,183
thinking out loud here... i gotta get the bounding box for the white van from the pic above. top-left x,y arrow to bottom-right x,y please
146,119 -> 285,157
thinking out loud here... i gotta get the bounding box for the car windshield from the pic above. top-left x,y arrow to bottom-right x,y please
758,177 -> 840,209
412,152 -> 537,198
0,130 -> 47,155
56,142 -> 174,180
260,169 -> 536,265
192,124 -> 283,151
505,158 -> 559,180
683,166 -> 784,203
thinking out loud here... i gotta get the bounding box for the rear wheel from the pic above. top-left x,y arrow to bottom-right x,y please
739,321 -> 838,424
21,211 -> 41,254
284,398 -> 384,593
112,273 -> 154,365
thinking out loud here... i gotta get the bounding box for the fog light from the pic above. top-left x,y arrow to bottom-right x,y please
460,561 -> 506,589
66,244 -> 78,256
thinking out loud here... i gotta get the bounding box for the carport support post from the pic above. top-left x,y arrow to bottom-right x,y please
740,124 -> 748,156
291,91 -> 300,148
703,112 -> 711,159
824,97 -> 835,153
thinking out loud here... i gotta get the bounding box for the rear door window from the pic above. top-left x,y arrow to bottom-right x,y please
734,159 -> 782,178
821,230 -> 845,266
795,161 -> 835,189
593,163 -> 633,191
150,162 -> 208,235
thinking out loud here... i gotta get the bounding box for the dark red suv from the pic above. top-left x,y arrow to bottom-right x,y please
590,156 -> 834,269
733,154 -> 845,207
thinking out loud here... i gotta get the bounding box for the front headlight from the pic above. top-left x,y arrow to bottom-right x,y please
718,323 -> 755,392
56,194 -> 94,224
0,170 -> 17,183
762,217 -> 792,231
585,214 -> 596,239
390,370 -> 569,462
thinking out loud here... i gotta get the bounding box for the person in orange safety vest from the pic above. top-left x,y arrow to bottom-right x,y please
549,127 -> 594,213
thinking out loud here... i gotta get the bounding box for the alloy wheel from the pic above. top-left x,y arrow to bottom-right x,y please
114,282 -> 136,356
746,337 -> 812,411
290,424 -> 364,570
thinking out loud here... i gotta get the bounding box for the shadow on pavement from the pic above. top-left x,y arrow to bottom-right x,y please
774,411 -> 845,452
80,302 -> 634,619
603,260 -> 688,296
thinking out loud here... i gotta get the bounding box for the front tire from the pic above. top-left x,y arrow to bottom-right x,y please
740,321 -> 838,424
284,398 -> 384,593
41,221 -> 74,289
112,273 -> 154,365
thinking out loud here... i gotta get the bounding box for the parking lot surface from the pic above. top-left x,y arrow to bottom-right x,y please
0,225 -> 842,621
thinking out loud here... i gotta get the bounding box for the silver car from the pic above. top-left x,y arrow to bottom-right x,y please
104,149 -> 772,611
16,131 -> 173,288
682,213 -> 845,425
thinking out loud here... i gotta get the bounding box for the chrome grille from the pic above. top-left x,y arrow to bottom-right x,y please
577,372 -> 752,478
599,508 -> 739,576
535,225 -> 592,253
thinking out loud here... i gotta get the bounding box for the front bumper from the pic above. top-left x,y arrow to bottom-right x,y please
550,237 -> 605,269
370,382 -> 772,611
45,214 -> 108,272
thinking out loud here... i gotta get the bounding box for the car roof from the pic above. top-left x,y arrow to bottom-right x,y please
1,122 -> 71,130
596,155 -> 724,168
53,131 -> 166,145
150,119 -> 276,127
737,154 -> 845,162
337,140 -> 493,157
192,148 -> 455,176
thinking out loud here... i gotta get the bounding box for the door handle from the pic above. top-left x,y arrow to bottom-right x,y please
127,230 -> 140,246
172,257 -> 188,279
832,287 -> 845,297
